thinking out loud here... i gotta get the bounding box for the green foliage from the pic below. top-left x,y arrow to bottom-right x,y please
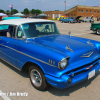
55,10 -> 59,11
21,12 -> 24,14
31,9 -> 42,15
0,8 -> 43,15
29,10 -> 31,13
39,10 -> 42,14
35,9 -> 42,15
23,8 -> 29,15
0,9 -> 5,13
35,9 -> 40,15
11,9 -> 18,14
31,9 -> 36,14
6,10 -> 10,14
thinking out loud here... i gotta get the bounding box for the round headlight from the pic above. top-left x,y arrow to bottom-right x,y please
58,58 -> 68,70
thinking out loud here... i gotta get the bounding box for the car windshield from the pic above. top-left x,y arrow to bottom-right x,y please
20,22 -> 60,38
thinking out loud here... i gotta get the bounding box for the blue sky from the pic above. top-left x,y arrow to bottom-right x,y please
0,0 -> 100,12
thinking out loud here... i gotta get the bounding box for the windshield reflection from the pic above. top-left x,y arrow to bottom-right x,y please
20,22 -> 60,38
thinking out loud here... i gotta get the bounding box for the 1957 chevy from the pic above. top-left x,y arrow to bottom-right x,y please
0,19 -> 100,91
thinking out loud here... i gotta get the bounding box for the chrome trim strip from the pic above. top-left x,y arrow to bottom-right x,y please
0,58 -> 21,71
0,44 -> 57,67
0,50 -> 16,61
81,52 -> 93,57
16,59 -> 24,64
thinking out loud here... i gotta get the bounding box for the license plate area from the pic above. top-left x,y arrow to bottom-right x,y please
88,69 -> 95,80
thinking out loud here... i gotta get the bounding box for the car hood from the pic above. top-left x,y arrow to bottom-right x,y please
32,34 -> 99,68
75,16 -> 82,19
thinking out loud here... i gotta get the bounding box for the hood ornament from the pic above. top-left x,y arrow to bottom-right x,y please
66,45 -> 73,52
81,52 -> 93,57
68,31 -> 71,37
87,40 -> 94,46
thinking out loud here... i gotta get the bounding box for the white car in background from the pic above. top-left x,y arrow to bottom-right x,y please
82,17 -> 94,23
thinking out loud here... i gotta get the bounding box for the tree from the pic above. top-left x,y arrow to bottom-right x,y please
39,10 -> 42,14
35,9 -> 42,15
23,8 -> 29,15
55,10 -> 60,11
31,9 -> 36,15
29,10 -> 31,14
6,10 -> 10,15
11,9 -> 18,14
0,9 -> 5,13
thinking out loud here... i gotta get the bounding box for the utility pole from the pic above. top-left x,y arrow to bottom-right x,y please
77,0 -> 79,5
11,5 -> 13,15
64,1 -> 66,11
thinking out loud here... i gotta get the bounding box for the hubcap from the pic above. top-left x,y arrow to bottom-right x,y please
31,69 -> 42,87
97,29 -> 100,34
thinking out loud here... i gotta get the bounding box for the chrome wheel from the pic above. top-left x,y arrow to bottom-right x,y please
30,69 -> 42,87
96,29 -> 100,35
29,66 -> 48,91
61,21 -> 63,23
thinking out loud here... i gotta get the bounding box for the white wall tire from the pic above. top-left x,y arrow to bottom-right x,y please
96,29 -> 100,35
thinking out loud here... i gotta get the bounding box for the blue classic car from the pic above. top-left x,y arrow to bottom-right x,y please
0,19 -> 100,91
59,17 -> 76,23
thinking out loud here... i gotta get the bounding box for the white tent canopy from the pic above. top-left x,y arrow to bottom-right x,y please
13,13 -> 24,17
38,14 -> 47,17
0,13 -> 7,16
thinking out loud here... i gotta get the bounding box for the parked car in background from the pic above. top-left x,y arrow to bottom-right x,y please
55,16 -> 59,20
57,15 -> 67,21
0,19 -> 100,91
73,16 -> 82,23
82,17 -> 94,23
59,16 -> 66,22
59,17 -> 76,23
90,23 -> 100,34
37,14 -> 47,19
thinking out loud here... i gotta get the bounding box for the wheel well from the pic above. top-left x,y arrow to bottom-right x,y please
22,62 -> 44,73
96,28 -> 99,31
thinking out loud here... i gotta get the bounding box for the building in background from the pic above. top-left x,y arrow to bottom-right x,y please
64,5 -> 100,19
44,11 -> 64,19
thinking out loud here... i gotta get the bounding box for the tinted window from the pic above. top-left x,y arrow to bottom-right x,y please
20,22 -> 60,38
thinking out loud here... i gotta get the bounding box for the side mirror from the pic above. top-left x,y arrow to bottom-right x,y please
68,31 -> 71,37
22,36 -> 27,43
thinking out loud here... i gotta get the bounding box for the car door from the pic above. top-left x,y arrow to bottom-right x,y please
67,18 -> 69,22
0,33 -> 2,58
0,25 -> 17,67
84,17 -> 86,21
86,17 -> 89,21
0,25 -> 9,58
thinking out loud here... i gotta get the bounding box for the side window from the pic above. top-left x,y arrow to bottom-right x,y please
0,25 -> 16,38
17,26 -> 24,38
0,25 -> 9,37
6,25 -> 14,38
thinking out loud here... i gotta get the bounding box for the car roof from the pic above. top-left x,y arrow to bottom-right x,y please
0,18 -> 54,26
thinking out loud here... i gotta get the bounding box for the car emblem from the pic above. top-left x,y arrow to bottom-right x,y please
81,52 -> 93,57
66,45 -> 73,52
